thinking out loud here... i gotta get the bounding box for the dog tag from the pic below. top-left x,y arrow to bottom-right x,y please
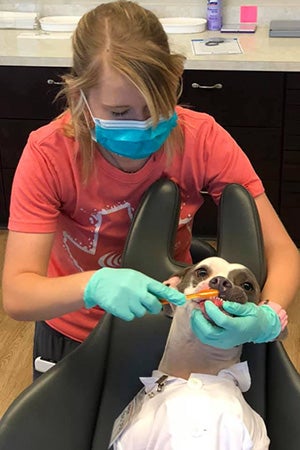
108,387 -> 146,448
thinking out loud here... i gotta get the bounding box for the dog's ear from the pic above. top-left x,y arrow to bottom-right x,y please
163,275 -> 181,289
163,265 -> 196,290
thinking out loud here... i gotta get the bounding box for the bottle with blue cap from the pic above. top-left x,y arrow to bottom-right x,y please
206,0 -> 222,31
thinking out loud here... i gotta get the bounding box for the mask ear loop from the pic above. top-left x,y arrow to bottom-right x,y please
80,90 -> 95,121
80,90 -> 97,145
176,77 -> 183,101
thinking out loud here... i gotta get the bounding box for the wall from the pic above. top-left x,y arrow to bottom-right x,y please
0,0 -> 300,25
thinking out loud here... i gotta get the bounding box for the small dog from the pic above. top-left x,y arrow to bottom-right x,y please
113,257 -> 270,449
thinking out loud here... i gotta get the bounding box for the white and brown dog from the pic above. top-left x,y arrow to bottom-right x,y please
113,257 -> 270,450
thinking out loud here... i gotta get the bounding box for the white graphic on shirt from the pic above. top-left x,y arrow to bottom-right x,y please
176,201 -> 193,252
179,201 -> 192,225
179,216 -> 192,225
97,251 -> 122,268
62,202 -> 133,271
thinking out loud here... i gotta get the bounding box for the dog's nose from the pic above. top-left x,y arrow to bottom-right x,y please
209,276 -> 232,295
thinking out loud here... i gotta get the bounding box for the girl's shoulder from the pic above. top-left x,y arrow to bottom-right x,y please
176,104 -> 216,125
28,111 -> 73,146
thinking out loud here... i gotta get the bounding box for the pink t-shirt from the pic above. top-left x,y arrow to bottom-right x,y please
9,106 -> 264,341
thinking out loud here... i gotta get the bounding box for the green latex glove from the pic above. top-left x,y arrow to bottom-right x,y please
83,267 -> 186,321
191,300 -> 281,349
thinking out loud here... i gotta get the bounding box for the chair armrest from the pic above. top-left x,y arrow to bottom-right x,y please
0,314 -> 113,450
267,341 -> 300,450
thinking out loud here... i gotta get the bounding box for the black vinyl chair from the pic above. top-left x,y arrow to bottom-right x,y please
0,179 -> 299,450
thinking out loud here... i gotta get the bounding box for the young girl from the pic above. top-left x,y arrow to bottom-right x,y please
2,1 -> 299,378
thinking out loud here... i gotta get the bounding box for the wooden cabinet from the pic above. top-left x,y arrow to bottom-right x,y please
180,70 -> 285,238
181,70 -> 283,128
0,167 -> 6,224
281,73 -> 300,246
0,119 -> 49,220
0,66 -> 67,120
0,66 -> 68,227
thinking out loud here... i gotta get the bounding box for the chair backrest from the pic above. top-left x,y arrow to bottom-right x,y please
2,179 -> 298,450
122,177 -> 186,280
122,179 -> 266,284
217,183 -> 266,286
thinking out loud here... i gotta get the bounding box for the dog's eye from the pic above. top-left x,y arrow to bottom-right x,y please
195,267 -> 208,279
242,282 -> 254,292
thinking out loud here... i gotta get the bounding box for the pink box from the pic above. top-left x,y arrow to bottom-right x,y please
240,5 -> 258,23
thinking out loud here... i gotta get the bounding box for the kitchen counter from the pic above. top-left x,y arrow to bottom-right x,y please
1,26 -> 300,71
171,26 -> 300,71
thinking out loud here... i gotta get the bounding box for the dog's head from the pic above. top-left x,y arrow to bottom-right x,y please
164,256 -> 260,319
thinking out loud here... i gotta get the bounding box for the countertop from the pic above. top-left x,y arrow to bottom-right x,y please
1,26 -> 300,71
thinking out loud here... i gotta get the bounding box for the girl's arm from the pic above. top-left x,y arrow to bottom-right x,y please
255,193 -> 300,309
2,231 -> 185,322
2,231 -> 94,321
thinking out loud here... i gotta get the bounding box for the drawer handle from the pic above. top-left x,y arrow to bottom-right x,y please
47,79 -> 64,85
191,82 -> 223,90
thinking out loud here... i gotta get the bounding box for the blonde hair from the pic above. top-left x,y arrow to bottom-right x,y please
60,0 -> 186,180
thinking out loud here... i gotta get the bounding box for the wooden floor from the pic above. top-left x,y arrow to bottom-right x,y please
0,230 -> 299,418
0,231 -> 34,417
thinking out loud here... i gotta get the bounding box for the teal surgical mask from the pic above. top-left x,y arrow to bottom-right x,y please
81,91 -> 177,160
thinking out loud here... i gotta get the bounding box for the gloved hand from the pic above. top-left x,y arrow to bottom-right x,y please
83,267 -> 186,321
191,300 -> 282,349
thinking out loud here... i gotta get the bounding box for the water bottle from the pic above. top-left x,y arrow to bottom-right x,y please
207,0 -> 222,31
